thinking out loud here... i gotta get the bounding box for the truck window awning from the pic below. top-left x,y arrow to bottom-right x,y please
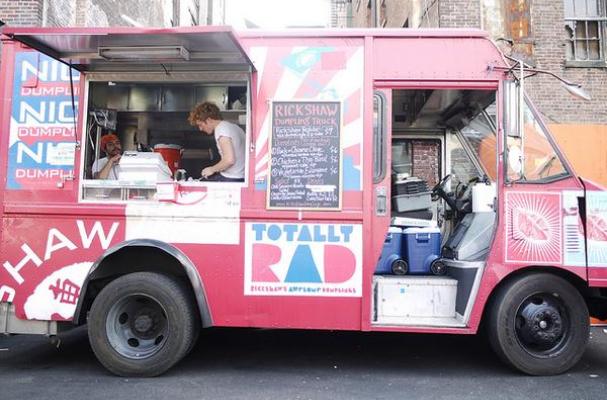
2,26 -> 255,73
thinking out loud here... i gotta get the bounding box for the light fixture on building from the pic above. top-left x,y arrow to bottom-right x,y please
562,82 -> 591,101
98,46 -> 191,61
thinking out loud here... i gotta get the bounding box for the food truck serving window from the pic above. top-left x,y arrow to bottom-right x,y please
80,78 -> 250,202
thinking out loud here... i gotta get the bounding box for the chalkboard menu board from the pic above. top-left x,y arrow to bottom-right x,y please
268,101 -> 342,210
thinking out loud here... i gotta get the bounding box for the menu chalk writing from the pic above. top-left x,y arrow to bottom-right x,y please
268,101 -> 341,210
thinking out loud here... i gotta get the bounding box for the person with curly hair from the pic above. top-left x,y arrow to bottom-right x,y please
188,102 -> 245,182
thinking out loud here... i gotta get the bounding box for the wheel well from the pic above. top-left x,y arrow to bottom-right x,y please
76,245 -> 207,326
481,266 -> 598,326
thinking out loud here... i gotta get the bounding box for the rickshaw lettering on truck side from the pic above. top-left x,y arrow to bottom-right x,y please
0,220 -> 121,319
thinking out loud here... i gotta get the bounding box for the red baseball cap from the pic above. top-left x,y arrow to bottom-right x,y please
100,134 -> 119,151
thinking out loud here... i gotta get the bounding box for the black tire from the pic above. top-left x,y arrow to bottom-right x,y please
486,273 -> 589,375
88,272 -> 198,377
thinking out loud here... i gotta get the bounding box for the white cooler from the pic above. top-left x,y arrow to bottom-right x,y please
118,151 -> 172,183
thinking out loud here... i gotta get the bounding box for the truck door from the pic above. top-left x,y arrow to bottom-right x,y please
362,89 -> 391,329
371,89 -> 391,247
501,84 -> 586,276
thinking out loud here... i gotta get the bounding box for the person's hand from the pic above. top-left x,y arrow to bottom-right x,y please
110,154 -> 121,164
201,167 -> 215,179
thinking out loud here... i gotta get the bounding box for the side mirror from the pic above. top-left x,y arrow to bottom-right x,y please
507,144 -> 523,177
503,80 -> 522,139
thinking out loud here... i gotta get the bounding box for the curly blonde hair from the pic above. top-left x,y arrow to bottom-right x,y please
188,102 -> 223,125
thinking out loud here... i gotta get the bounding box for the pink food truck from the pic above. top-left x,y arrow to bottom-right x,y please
0,26 -> 606,376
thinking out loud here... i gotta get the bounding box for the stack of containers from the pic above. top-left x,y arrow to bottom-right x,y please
392,177 -> 431,213
376,226 -> 443,275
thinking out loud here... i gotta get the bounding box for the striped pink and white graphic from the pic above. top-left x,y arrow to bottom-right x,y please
248,43 -> 364,190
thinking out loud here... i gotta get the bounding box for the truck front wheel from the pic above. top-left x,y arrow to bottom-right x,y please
88,272 -> 198,377
487,273 -> 589,375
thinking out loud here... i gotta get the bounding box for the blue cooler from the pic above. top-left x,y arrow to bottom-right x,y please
402,227 -> 441,274
376,227 -> 405,274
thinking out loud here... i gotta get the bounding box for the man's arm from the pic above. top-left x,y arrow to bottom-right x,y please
94,155 -> 121,179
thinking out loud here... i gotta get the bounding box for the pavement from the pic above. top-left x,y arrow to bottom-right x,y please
1,325 -> 607,400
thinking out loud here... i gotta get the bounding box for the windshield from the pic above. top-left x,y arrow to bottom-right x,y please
506,99 -> 568,182
459,101 -> 498,181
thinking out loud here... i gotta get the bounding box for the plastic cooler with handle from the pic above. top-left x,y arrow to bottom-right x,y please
376,227 -> 407,275
154,144 -> 183,176
402,227 -> 441,274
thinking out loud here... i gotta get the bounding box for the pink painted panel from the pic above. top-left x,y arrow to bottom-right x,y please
373,37 -> 504,82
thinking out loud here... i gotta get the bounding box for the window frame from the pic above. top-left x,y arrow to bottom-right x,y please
504,96 -> 573,185
78,74 -> 252,204
564,0 -> 607,67
373,91 -> 388,184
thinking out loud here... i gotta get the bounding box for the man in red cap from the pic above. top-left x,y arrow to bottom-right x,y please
92,133 -> 122,179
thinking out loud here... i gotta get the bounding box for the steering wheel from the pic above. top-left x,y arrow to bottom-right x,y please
431,174 -> 451,199
432,174 -> 458,211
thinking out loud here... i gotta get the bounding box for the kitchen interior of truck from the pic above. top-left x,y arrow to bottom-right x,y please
372,88 -> 499,328
81,78 -> 249,201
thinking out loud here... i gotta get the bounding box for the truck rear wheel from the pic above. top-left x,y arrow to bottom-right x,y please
88,272 -> 198,377
487,273 -> 589,375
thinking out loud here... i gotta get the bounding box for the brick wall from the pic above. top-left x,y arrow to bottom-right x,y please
411,140 -> 440,187
524,0 -> 607,124
0,0 -> 42,26
439,0 -> 480,28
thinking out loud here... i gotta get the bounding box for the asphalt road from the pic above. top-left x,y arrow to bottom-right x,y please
1,326 -> 607,400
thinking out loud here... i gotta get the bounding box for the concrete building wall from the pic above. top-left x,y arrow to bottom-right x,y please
351,0 -> 372,27
0,0 -> 43,26
0,0 -> 176,28
44,0 -> 172,27
480,0 -> 506,39
350,0 -> 424,28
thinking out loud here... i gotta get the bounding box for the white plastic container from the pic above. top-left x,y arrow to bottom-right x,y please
472,182 -> 496,212
118,151 -> 172,183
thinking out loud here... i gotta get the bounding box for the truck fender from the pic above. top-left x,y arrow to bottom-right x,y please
73,239 -> 212,327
